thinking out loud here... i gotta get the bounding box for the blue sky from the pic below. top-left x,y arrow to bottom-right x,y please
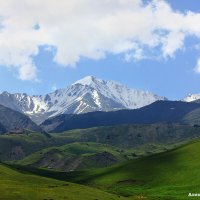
0,0 -> 200,100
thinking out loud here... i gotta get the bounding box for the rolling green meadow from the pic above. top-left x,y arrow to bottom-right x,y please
63,139 -> 200,199
0,138 -> 199,199
0,124 -> 200,199
0,162 -> 128,200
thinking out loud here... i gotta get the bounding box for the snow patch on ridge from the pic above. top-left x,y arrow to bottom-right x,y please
183,94 -> 200,102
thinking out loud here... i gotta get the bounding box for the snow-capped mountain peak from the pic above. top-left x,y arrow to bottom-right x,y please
72,76 -> 107,88
73,76 -> 98,85
183,93 -> 200,102
0,76 -> 167,124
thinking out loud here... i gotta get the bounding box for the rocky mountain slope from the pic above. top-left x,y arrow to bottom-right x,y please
0,104 -> 42,134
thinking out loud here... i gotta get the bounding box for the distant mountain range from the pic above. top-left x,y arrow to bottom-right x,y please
0,76 -> 166,124
41,100 -> 200,132
0,76 -> 200,131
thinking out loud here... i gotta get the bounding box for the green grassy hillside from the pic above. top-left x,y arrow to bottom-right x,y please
53,123 -> 200,148
0,162 -> 127,200
1,123 -> 195,162
0,133 -> 54,160
7,138 -> 200,199
63,139 -> 200,200
0,132 -> 76,161
183,108 -> 200,125
16,142 -> 130,171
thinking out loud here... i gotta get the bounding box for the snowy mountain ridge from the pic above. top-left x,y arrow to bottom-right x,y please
183,93 -> 200,102
0,76 -> 167,124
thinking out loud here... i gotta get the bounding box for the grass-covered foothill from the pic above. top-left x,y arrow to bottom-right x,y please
63,139 -> 200,200
7,138 -> 200,200
0,133 -> 52,161
0,162 -> 127,200
1,123 -> 194,162
1,123 -> 200,200
16,142 -> 129,171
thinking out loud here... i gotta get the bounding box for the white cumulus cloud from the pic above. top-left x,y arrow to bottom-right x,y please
0,0 -> 200,80
194,59 -> 200,74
